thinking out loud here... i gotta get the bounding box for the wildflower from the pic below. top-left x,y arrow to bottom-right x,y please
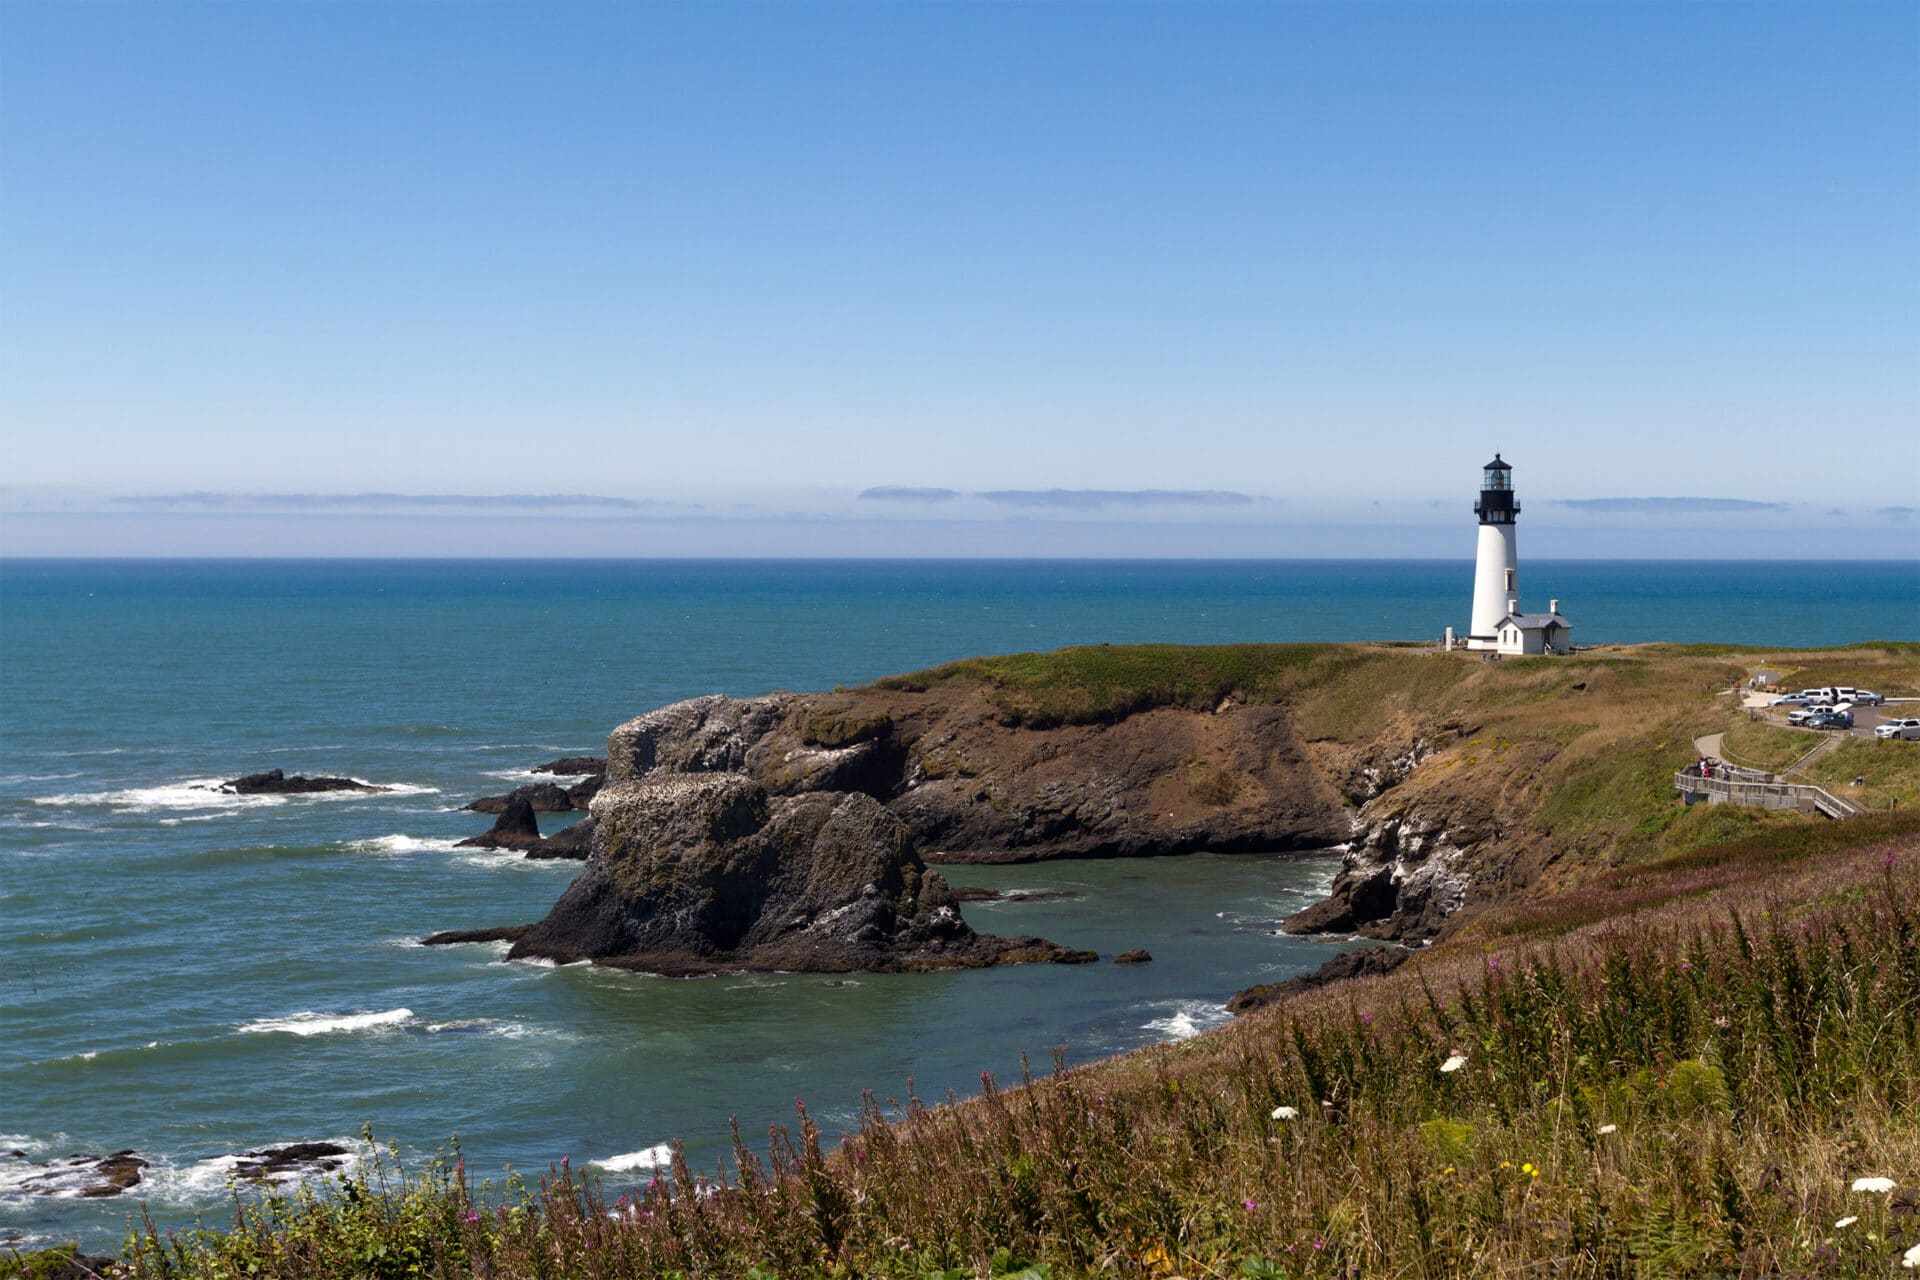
1596,1124 -> 1618,1135
1855,1177 -> 1898,1193
465,1211 -> 480,1224
1270,1106 -> 1299,1120
1835,1217 -> 1858,1229
1441,1053 -> 1468,1074
1244,1198 -> 1258,1211
1903,1241 -> 1920,1269
1521,1162 -> 1539,1178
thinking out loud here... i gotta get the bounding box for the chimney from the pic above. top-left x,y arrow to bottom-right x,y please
1550,598 -> 1560,615
1508,597 -> 1519,615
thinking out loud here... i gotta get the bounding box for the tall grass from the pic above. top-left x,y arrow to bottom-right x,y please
119,834 -> 1919,1280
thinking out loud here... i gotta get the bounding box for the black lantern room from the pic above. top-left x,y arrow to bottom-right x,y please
1474,453 -> 1519,525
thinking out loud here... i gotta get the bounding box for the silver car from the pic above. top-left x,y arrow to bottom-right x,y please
1874,717 -> 1920,741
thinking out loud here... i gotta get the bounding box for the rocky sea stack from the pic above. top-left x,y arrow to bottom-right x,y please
219,769 -> 384,795
506,772 -> 1094,975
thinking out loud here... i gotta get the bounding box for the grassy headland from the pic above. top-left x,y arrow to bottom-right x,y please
29,642 -> 1920,1280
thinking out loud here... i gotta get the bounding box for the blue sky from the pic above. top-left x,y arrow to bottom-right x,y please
1,2 -> 1915,557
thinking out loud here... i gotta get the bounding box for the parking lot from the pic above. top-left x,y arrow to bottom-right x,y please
1743,690 -> 1915,741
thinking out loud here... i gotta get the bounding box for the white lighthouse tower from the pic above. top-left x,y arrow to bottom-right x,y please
1467,454 -> 1520,651
1464,453 -> 1573,655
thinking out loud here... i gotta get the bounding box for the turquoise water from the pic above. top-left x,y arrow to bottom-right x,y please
1,559 -> 1913,1249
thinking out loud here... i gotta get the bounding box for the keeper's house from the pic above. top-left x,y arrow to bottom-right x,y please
1492,597 -> 1573,656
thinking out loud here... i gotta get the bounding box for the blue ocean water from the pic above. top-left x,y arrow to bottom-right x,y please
1,559 -> 1913,1250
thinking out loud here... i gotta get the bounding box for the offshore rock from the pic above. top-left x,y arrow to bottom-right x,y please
527,816 -> 595,860
422,924 -> 533,946
534,756 -> 606,776
455,801 -> 593,859
457,796 -> 543,851
506,773 -> 1095,975
232,1142 -> 352,1183
220,769 -> 383,795
466,782 -> 577,814
10,1150 -> 149,1197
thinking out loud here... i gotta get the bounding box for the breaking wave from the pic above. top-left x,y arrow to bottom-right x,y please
1141,999 -> 1232,1042
594,1143 -> 673,1173
238,1008 -> 414,1037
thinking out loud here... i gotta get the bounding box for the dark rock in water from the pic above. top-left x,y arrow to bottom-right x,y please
12,1150 -> 149,1197
457,796 -> 543,850
221,769 -> 383,795
466,782 -> 576,814
506,772 -> 1095,975
232,1142 -> 351,1183
4,1243 -> 119,1279
948,886 -> 1078,903
1112,949 -> 1153,964
1281,866 -> 1398,936
1226,945 -> 1409,1015
534,756 -> 606,776
565,775 -> 604,807
526,816 -> 594,860
422,924 -> 534,946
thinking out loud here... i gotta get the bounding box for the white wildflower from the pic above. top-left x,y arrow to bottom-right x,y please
1440,1053 -> 1468,1074
1270,1105 -> 1299,1121
1854,1176 -> 1897,1194
1596,1124 -> 1618,1135
1835,1216 -> 1858,1229
1902,1241 -> 1920,1269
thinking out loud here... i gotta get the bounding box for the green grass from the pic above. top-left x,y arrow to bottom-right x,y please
873,643 -> 1354,729
1802,736 -> 1920,812
1719,720 -> 1820,773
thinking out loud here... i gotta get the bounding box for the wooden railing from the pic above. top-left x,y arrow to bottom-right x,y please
1674,767 -> 1862,818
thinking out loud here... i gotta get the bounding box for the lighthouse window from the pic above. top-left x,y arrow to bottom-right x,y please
1483,469 -> 1510,491
1504,568 -> 1516,591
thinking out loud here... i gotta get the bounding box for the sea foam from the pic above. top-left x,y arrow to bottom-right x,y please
594,1143 -> 673,1173
348,834 -> 467,856
1141,999 -> 1232,1042
36,778 -> 437,815
239,1008 -> 414,1037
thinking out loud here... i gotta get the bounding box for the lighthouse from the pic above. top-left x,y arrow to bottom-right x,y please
1467,454 -> 1520,651
1464,453 -> 1572,655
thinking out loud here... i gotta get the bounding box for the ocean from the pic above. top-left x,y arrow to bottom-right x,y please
2,558 -> 1914,1250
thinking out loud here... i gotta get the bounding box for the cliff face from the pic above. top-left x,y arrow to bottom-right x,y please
511,641 -> 1894,957
602,690 -> 1350,863
507,772 -> 1095,974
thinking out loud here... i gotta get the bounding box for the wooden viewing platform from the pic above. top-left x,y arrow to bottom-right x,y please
1675,764 -> 1861,820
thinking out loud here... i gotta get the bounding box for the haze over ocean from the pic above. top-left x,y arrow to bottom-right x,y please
1,557 -> 1913,1249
